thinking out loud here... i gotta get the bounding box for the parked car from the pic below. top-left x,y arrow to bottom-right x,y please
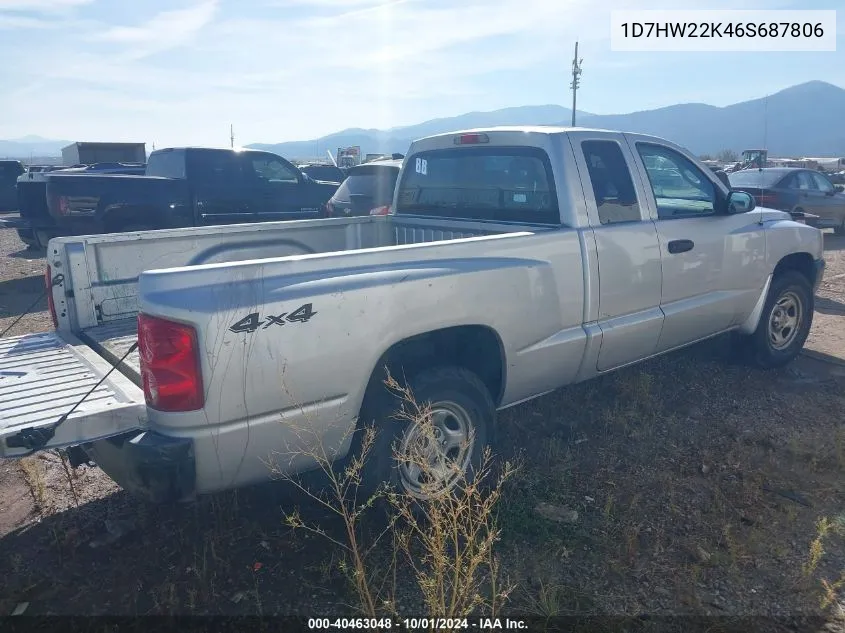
325,158 -> 402,217
3,163 -> 147,249
1,148 -> 340,247
728,167 -> 845,235
0,127 -> 824,507
297,163 -> 346,184
0,160 -> 25,211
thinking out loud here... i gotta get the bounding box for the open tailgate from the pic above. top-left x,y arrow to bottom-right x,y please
0,331 -> 146,458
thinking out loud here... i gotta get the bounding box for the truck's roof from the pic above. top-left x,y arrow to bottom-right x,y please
62,142 -> 146,149
412,125 -> 670,145
150,146 -> 275,155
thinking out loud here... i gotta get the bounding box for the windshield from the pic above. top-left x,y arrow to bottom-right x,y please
395,146 -> 559,224
728,170 -> 786,188
302,165 -> 345,182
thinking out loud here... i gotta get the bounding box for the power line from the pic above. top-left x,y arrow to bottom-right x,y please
570,41 -> 584,127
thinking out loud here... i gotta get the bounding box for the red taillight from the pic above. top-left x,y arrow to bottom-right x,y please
454,133 -> 489,145
369,205 -> 391,215
137,314 -> 204,412
51,194 -> 69,216
45,265 -> 58,329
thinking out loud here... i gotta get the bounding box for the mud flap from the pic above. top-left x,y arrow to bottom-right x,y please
0,331 -> 146,458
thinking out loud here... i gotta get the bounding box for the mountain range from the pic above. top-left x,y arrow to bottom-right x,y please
2,81 -> 844,161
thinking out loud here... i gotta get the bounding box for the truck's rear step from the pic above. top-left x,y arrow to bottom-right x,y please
81,318 -> 140,384
0,332 -> 146,457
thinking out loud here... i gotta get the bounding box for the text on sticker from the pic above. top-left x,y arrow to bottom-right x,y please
415,158 -> 427,175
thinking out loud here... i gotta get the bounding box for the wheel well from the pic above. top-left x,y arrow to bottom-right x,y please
773,252 -> 815,286
363,325 -> 506,407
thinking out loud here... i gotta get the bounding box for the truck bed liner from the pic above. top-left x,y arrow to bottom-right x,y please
80,318 -> 140,384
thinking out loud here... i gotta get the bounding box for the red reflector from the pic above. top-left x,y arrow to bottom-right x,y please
454,133 -> 489,145
369,205 -> 391,215
45,265 -> 58,329
137,314 -> 204,412
53,195 -> 69,216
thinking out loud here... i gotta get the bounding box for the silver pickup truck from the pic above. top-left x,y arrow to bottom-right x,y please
0,127 -> 825,504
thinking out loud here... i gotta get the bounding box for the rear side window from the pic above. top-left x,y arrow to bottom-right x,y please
580,141 -> 641,224
395,146 -> 559,224
334,166 -> 399,206
186,151 -> 245,184
146,150 -> 187,178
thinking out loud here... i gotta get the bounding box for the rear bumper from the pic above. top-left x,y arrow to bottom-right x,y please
814,257 -> 826,293
84,430 -> 196,504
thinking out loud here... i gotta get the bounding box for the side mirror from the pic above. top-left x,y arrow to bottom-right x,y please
726,190 -> 755,214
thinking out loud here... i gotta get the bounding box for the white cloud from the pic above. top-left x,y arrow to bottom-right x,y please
0,14 -> 63,28
94,0 -> 219,60
0,0 -> 92,11
1,0 -> 837,146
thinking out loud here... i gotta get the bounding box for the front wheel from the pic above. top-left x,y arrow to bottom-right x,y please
356,366 -> 495,504
747,271 -> 814,369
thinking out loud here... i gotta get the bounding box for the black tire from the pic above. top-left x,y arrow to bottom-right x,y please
834,220 -> 845,237
354,365 -> 495,506
747,271 -> 814,369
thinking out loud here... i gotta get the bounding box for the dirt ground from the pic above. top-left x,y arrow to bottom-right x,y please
0,218 -> 844,625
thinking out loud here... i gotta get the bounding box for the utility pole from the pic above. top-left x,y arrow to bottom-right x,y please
230,124 -> 235,148
570,41 -> 583,127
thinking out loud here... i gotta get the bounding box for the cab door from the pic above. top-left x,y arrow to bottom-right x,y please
245,153 -> 317,221
568,131 -> 664,372
624,135 -> 767,353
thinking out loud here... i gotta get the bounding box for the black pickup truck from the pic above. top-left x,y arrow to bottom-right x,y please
4,163 -> 146,248
36,147 -> 339,241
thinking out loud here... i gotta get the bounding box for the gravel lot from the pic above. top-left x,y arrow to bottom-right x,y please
0,220 -> 843,625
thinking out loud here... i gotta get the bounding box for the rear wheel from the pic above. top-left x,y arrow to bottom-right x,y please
355,365 -> 495,505
746,271 -> 814,369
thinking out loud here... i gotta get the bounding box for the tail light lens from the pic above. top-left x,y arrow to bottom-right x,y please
44,265 -> 58,329
369,205 -> 391,215
137,314 -> 204,412
50,194 -> 69,216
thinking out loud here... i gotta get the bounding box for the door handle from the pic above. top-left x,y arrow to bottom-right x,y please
667,239 -> 694,254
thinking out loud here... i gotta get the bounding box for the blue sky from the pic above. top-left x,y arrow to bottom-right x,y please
0,0 -> 842,147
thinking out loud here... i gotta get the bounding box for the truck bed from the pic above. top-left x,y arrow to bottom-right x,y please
80,319 -> 140,383
46,215 -> 539,389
